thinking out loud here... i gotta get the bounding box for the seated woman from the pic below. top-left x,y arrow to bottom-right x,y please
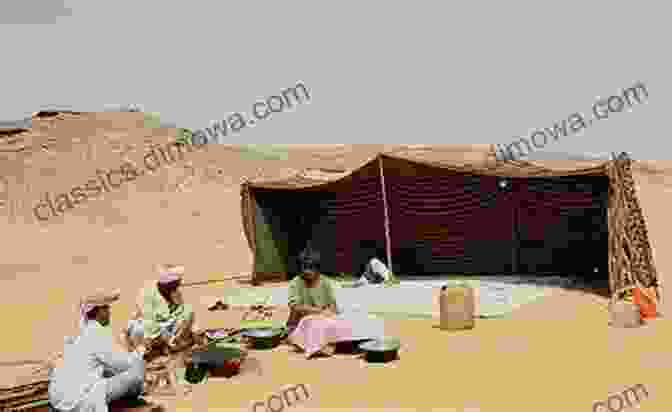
287,250 -> 385,359
123,264 -> 203,354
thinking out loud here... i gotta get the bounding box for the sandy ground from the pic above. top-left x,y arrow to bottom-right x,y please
2,281 -> 671,412
1,114 -> 671,411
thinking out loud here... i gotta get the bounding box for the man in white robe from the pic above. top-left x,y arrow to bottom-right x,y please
48,290 -> 146,412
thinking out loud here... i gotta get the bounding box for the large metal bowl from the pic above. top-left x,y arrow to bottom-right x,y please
241,327 -> 285,350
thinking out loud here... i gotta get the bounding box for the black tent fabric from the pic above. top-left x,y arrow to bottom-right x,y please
514,176 -> 609,277
240,149 -> 659,298
249,159 -> 386,278
244,156 -> 610,280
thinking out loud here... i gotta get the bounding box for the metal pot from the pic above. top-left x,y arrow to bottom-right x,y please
241,328 -> 285,350
189,343 -> 245,382
359,338 -> 401,363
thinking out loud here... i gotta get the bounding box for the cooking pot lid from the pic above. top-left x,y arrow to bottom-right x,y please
205,328 -> 236,339
359,337 -> 401,352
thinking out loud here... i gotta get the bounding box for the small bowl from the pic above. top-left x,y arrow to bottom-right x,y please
188,343 -> 245,382
209,359 -> 241,378
359,338 -> 401,363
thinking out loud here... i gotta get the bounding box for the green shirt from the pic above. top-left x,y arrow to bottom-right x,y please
287,275 -> 337,308
139,282 -> 190,338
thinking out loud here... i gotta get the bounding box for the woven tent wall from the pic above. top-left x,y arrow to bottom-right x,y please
380,155 -> 610,276
241,160 -> 385,282
241,146 -> 661,297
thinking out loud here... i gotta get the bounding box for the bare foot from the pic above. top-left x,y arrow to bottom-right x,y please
322,344 -> 336,356
290,344 -> 303,353
307,345 -> 335,359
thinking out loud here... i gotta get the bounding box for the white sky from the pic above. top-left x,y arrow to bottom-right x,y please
0,1 -> 668,159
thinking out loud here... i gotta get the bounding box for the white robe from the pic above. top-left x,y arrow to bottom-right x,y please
48,321 -> 142,412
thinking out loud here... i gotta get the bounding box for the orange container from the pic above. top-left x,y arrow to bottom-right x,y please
633,287 -> 658,319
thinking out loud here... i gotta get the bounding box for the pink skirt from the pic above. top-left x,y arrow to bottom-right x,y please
288,315 -> 355,357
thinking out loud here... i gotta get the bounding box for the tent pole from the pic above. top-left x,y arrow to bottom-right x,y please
378,156 -> 393,273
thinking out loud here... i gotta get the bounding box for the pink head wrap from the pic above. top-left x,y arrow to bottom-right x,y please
77,289 -> 120,329
79,303 -> 99,330
158,265 -> 184,285
80,303 -> 97,318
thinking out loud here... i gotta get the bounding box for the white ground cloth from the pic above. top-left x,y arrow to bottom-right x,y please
222,276 -> 573,319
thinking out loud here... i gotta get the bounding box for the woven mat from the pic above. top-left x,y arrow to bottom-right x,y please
0,363 -> 49,391
0,389 -> 49,411
5,399 -> 50,412
7,399 -> 166,412
0,363 -> 50,410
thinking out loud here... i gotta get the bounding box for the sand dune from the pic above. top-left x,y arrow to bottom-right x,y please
1,112 -> 671,411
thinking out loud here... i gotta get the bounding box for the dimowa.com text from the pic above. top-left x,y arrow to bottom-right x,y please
178,82 -> 311,146
250,384 -> 310,412
496,81 -> 648,161
593,383 -> 649,412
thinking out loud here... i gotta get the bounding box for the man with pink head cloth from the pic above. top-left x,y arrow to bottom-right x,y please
123,264 -> 201,352
49,289 -> 146,412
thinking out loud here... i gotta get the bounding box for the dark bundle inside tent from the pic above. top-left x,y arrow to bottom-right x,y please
241,148 -> 660,301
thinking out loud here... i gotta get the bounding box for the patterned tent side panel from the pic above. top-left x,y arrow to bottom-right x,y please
607,153 -> 658,295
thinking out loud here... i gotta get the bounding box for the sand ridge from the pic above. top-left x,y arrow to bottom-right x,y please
1,112 -> 671,411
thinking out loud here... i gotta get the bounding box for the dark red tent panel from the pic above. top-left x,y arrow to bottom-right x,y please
244,155 -> 610,281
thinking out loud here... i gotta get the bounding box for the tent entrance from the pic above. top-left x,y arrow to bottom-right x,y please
249,161 -> 610,284
251,159 -> 386,278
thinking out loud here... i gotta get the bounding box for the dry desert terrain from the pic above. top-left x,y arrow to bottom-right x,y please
1,112 -> 671,412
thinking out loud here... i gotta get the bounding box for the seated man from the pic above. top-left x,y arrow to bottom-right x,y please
287,250 -> 385,359
49,290 -> 146,412
353,255 -> 393,287
124,264 -> 202,354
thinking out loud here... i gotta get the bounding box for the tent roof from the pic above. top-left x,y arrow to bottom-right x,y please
243,145 -> 622,190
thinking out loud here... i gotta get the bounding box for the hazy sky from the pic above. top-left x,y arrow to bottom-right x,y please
0,1 -> 667,159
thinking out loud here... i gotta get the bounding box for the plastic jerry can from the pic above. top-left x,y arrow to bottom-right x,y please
439,283 -> 475,330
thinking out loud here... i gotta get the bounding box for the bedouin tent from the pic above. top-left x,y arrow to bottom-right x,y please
240,145 -> 662,300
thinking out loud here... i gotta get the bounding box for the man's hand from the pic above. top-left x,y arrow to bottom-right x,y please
135,345 -> 147,357
170,290 -> 184,305
309,306 -> 326,316
319,305 -> 338,317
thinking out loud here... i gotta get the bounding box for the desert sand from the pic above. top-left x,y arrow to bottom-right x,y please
1,112 -> 671,411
